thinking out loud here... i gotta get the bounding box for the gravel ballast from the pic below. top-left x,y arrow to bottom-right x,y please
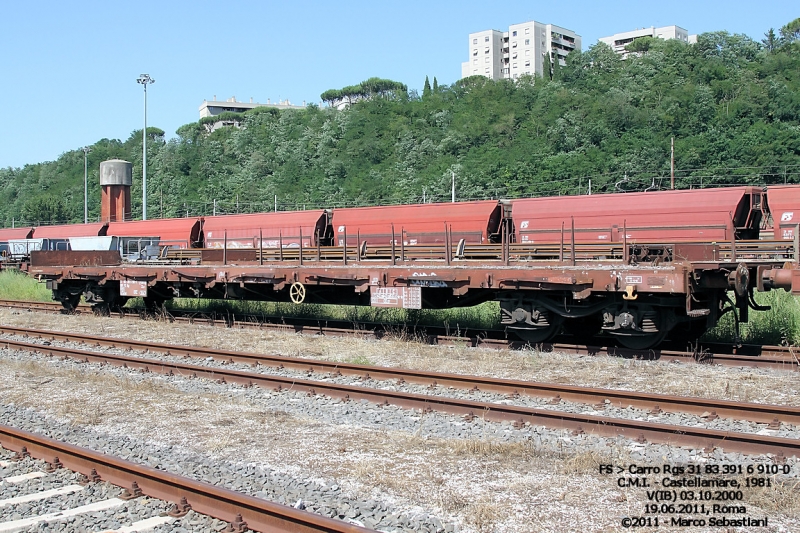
0,309 -> 799,532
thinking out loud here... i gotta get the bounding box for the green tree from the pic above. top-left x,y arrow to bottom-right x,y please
780,17 -> 800,44
551,52 -> 562,80
762,28 -> 779,52
543,53 -> 552,80
22,196 -> 68,224
423,76 -> 432,97
625,36 -> 657,54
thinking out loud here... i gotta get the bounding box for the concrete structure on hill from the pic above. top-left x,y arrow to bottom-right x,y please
461,20 -> 581,81
199,96 -> 307,131
599,26 -> 690,58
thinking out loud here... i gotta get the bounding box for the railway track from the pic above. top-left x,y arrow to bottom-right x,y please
1,298 -> 798,371
0,424 -> 371,533
1,324 -> 798,427
1,330 -> 798,458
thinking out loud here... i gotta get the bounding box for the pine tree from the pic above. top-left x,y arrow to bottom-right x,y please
433,77 -> 439,93
543,53 -> 553,80
552,52 -> 562,81
423,76 -> 432,97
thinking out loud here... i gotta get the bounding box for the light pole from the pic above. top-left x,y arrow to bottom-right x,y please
136,74 -> 154,220
82,146 -> 91,224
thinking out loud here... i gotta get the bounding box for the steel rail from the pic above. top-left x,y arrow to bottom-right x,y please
1,337 -> 798,458
1,325 -> 799,426
1,298 -> 798,370
0,424 -> 372,533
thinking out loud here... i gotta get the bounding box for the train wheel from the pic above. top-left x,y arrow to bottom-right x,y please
614,329 -> 669,350
56,292 -> 81,313
92,303 -> 111,316
613,309 -> 670,350
511,322 -> 562,344
509,308 -> 564,344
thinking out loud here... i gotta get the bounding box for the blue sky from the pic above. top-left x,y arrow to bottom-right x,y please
1,0 -> 797,169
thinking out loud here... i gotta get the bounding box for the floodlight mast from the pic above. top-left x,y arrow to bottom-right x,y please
136,74 -> 154,220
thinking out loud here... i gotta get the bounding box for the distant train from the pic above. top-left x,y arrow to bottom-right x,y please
5,184 -> 800,349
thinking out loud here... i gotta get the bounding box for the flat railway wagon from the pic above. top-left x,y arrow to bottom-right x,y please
20,186 -> 800,349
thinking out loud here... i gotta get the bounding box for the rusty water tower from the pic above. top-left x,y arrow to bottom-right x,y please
99,159 -> 132,222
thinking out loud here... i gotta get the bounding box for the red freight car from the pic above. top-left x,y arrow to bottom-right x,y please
203,211 -> 331,249
510,187 -> 764,244
330,200 -> 504,247
765,185 -> 800,240
106,218 -> 202,249
32,223 -> 108,239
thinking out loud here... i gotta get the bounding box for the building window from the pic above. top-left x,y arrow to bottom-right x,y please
485,57 -> 490,63
512,41 -> 517,48
525,60 -> 530,67
512,63 -> 517,68
485,67 -> 490,73
525,49 -> 530,56
473,58 -> 477,64
485,47 -> 489,53
512,52 -> 517,59
473,49 -> 477,56
525,39 -> 530,45
473,69 -> 478,74
485,36 -> 489,42
512,30 -> 517,36
525,27 -> 530,34
473,38 -> 477,44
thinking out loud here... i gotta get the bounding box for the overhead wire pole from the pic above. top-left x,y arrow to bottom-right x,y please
136,74 -> 154,220
671,136 -> 675,189
82,146 -> 91,224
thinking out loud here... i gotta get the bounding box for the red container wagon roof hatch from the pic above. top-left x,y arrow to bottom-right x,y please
511,187 -> 762,244
32,223 -> 108,239
0,227 -> 34,240
331,200 -> 503,247
203,211 -> 330,249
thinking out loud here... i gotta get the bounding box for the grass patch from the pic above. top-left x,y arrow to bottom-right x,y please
0,270 -> 52,302
703,291 -> 800,345
156,297 -> 501,331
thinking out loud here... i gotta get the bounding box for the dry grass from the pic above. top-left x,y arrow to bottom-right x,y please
2,309 -> 800,532
742,476 -> 800,514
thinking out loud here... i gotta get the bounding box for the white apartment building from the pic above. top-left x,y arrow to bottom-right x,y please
461,21 -> 581,81
599,26 -> 689,58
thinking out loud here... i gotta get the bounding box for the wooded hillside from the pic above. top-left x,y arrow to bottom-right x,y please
2,22 -> 799,226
